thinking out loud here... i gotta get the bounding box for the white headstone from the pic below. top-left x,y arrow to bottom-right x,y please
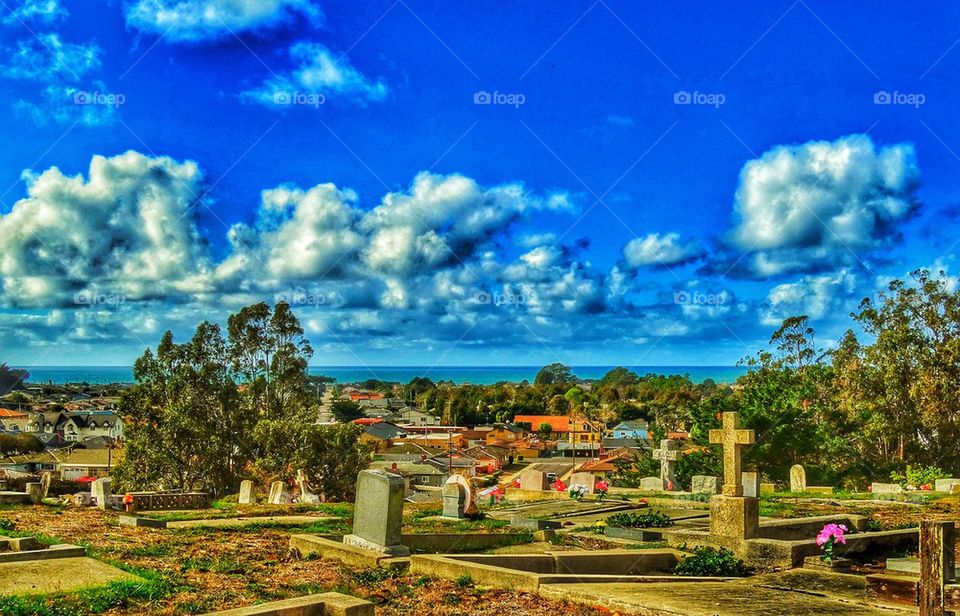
741,471 -> 760,498
238,480 -> 255,505
691,475 -> 721,494
640,476 -> 664,491
789,464 -> 806,492
268,481 -> 291,504
296,470 -> 321,504
569,472 -> 598,494
92,477 -> 112,510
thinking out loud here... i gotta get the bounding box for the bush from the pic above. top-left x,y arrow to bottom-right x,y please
606,510 -> 672,528
890,465 -> 947,488
674,546 -> 748,577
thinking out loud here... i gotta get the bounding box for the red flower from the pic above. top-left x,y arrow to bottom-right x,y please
554,480 -> 567,492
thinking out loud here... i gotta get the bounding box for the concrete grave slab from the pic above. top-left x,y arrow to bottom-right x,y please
0,556 -> 136,596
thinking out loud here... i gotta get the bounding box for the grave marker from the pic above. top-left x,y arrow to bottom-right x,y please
741,471 -> 760,498
640,476 -> 664,491
691,475 -> 720,494
91,477 -> 112,510
569,472 -> 598,494
296,470 -> 321,504
920,520 -> 955,616
790,464 -> 807,492
343,470 -> 409,556
652,439 -> 679,488
268,481 -> 291,505
519,469 -> 549,491
25,483 -> 42,504
709,412 -> 755,497
238,480 -> 255,505
39,472 -> 52,499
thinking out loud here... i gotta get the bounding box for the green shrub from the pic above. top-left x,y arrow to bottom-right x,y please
890,465 -> 947,488
674,546 -> 747,577
606,510 -> 672,528
454,574 -> 473,588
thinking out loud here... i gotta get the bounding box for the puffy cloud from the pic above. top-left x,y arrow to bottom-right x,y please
0,151 -> 210,307
125,0 -> 321,42
727,134 -> 919,277
761,268 -> 860,326
2,0 -> 67,25
623,232 -> 704,268
243,42 -> 387,106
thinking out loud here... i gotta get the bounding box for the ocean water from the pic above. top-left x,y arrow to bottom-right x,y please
21,365 -> 748,386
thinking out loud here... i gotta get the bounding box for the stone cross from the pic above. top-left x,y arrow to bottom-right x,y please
652,439 -> 679,486
709,412 -> 755,497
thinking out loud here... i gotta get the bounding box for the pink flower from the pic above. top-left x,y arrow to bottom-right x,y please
816,523 -> 848,546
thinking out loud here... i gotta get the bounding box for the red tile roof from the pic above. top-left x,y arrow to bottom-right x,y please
513,415 -> 570,433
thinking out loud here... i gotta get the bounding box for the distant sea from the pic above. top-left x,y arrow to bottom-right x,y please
21,365 -> 747,386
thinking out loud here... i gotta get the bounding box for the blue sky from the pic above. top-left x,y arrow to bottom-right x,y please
1,0 -> 959,368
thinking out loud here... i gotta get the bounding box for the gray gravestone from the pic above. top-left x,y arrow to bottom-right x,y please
789,464 -> 806,492
742,471 -> 760,498
519,469 -> 549,491
26,482 -> 42,504
238,480 -> 255,505
652,439 -> 680,487
91,477 -> 112,510
39,472 -> 53,499
442,482 -> 467,519
73,492 -> 92,507
343,470 -> 409,556
691,475 -> 721,494
569,472 -> 598,494
640,476 -> 664,491
268,481 -> 291,504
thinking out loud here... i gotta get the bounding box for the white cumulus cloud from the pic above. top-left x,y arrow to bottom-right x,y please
623,232 -> 703,268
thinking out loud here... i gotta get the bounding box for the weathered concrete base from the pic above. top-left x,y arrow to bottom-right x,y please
710,495 -> 759,539
410,550 -> 701,592
120,514 -> 335,530
666,524 -> 919,568
291,535 -> 408,569
0,543 -> 86,563
343,534 -> 410,557
0,556 -> 136,596
0,491 -> 30,504
200,592 -> 373,616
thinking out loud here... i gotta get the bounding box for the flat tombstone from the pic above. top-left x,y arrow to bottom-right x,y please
238,480 -> 255,505
934,478 -> 960,493
760,482 -> 776,495
26,482 -> 42,504
569,472 -> 598,494
39,472 -> 53,499
268,481 -> 291,505
741,472 -> 760,498
691,475 -> 721,494
789,465 -> 807,493
519,469 -> 549,491
91,477 -> 112,510
640,476 -> 664,491
871,482 -> 903,494
343,470 -> 409,556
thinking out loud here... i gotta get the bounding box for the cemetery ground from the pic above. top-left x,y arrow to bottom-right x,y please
2,491 -> 960,615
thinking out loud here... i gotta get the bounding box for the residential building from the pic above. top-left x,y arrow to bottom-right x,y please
609,420 -> 649,441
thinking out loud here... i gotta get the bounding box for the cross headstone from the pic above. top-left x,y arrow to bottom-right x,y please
296,469 -> 321,504
790,464 -> 807,493
652,439 -> 679,487
343,470 -> 409,556
709,412 -> 755,497
238,480 -> 255,505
